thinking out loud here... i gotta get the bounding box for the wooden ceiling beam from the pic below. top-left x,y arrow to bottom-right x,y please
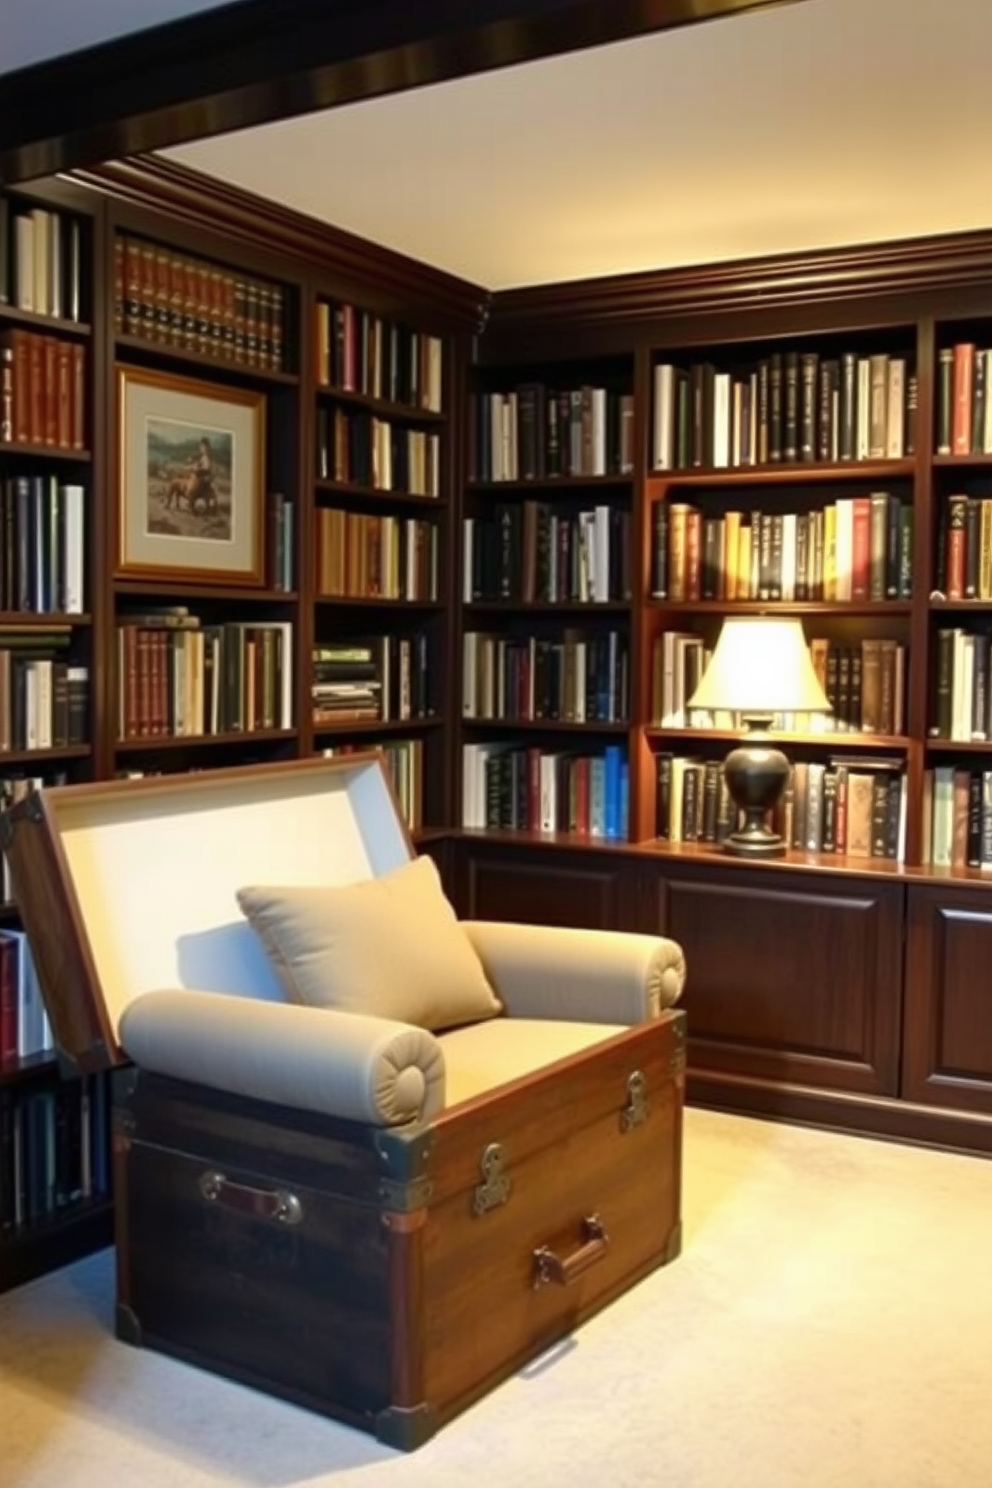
0,0 -> 802,184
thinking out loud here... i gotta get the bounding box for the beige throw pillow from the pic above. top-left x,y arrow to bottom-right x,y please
236,855 -> 503,1032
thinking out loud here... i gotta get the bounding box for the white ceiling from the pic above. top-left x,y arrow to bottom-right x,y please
164,0 -> 992,291
0,0 -> 237,74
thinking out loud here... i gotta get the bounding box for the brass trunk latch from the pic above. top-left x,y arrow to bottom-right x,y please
620,1070 -> 649,1132
472,1141 -> 511,1215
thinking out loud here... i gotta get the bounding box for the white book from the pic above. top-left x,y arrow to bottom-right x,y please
14,213 -> 34,311
653,364 -> 675,470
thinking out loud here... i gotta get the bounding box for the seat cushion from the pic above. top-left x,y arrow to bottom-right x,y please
236,854 -> 503,1032
437,1017 -> 627,1108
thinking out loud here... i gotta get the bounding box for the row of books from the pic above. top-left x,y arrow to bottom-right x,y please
0,928 -> 51,1063
924,766 -> 992,868
314,301 -> 443,414
470,385 -> 636,483
315,510 -> 439,601
0,328 -> 86,451
651,351 -> 916,471
930,628 -> 992,742
0,202 -> 84,323
0,632 -> 88,752
462,630 -> 629,725
938,494 -> 992,601
651,492 -> 913,604
311,635 -> 434,725
463,504 -> 631,605
653,632 -> 907,738
655,752 -> 906,861
115,232 -> 286,372
0,1076 -> 110,1235
462,742 -> 628,839
937,344 -> 992,457
315,406 -> 441,497
0,475 -> 86,614
116,613 -> 294,741
319,739 -> 425,831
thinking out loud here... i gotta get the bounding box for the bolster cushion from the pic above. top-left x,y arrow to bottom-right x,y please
460,921 -> 686,1025
119,989 -> 445,1126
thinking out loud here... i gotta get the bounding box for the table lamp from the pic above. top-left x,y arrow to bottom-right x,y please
686,615 -> 831,857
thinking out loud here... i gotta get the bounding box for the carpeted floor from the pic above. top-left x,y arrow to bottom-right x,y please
2,1106 -> 991,1488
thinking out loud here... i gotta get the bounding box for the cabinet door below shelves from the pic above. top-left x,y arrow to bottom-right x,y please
904,887 -> 992,1114
454,843 -> 642,931
647,864 -> 904,1096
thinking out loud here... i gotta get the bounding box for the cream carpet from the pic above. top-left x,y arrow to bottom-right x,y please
2,1107 -> 991,1488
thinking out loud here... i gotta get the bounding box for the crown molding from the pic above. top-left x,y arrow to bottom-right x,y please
488,230 -> 992,337
71,155 -> 490,331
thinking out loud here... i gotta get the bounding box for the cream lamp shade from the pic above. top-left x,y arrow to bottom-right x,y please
687,616 -> 831,717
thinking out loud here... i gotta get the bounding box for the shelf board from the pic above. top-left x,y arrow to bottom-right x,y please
468,474 -> 633,492
0,304 -> 90,339
115,728 -> 297,753
115,333 -> 299,385
0,744 -> 90,764
925,738 -> 992,753
646,599 -> 912,616
316,383 -> 445,424
315,478 -> 443,507
464,599 -> 630,613
462,717 -> 628,734
312,717 -> 441,736
933,454 -> 992,468
0,610 -> 90,625
0,1049 -> 59,1087
646,458 -> 915,487
647,728 -> 910,750
456,826 -> 630,851
930,598 -> 992,611
640,839 -> 910,876
0,441 -> 90,462
115,580 -> 297,603
315,596 -> 442,609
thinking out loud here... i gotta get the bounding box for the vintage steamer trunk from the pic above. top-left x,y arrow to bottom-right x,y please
3,755 -> 685,1450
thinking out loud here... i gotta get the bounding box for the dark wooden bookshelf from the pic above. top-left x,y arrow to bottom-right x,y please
13,157 -> 992,1297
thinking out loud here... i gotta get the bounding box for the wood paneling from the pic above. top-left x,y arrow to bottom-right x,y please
456,843 -> 642,930
644,863 -> 904,1094
904,887 -> 992,1113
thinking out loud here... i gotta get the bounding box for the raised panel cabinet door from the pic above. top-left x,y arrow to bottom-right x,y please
455,844 -> 640,931
903,887 -> 992,1113
650,864 -> 904,1095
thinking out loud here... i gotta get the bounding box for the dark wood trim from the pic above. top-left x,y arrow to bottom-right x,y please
486,229 -> 992,343
73,157 -> 488,331
0,0 -> 796,185
687,1072 -> 992,1159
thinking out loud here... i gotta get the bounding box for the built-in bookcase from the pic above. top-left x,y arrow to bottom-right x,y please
0,176 -> 467,1293
460,356 -> 636,842
310,289 -> 452,830
0,183 -> 109,1293
923,317 -> 992,869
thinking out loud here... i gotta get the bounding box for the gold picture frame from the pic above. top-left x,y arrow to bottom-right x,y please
117,365 -> 266,585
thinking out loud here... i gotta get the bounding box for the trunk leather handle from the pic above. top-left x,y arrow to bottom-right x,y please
532,1214 -> 608,1288
199,1169 -> 304,1226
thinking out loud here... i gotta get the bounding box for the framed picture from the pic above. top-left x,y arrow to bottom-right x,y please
117,365 -> 266,585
